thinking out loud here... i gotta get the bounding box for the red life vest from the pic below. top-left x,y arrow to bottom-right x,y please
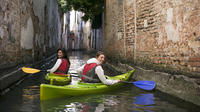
54,59 -> 69,76
82,63 -> 98,81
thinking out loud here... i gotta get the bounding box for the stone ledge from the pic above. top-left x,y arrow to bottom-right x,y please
0,53 -> 56,95
107,62 -> 200,106
0,67 -> 25,95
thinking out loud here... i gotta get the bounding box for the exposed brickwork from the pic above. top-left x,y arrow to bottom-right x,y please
104,0 -> 200,73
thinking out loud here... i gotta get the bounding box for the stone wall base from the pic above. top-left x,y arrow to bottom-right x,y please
106,62 -> 200,106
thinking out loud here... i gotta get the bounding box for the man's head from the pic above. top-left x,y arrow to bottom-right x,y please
96,51 -> 105,64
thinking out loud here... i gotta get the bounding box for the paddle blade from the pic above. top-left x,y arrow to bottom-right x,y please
22,67 -> 41,74
133,80 -> 156,90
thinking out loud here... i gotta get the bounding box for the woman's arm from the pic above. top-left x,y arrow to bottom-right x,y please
95,66 -> 119,85
47,59 -> 62,73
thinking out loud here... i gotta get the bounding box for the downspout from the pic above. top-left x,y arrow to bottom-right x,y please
123,0 -> 127,57
134,0 -> 137,61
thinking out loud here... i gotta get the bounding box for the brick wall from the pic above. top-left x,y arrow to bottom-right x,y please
104,0 -> 200,73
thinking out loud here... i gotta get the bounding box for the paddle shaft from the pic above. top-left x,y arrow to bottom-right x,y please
121,81 -> 133,84
122,81 -> 155,86
22,67 -> 77,77
40,70 -> 47,72
121,80 -> 156,91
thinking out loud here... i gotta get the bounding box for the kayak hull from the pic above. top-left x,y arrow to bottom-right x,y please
45,73 -> 71,85
40,69 -> 135,100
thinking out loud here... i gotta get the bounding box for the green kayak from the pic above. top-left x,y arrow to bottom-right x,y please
40,69 -> 135,100
45,73 -> 71,86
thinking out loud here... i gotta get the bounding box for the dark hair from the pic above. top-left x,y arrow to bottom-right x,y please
96,51 -> 105,58
57,49 -> 71,65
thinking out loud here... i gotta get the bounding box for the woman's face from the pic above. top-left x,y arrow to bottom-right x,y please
97,54 -> 105,64
57,50 -> 63,58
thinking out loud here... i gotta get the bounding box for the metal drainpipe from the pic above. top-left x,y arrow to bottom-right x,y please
134,0 -> 137,61
123,0 -> 127,57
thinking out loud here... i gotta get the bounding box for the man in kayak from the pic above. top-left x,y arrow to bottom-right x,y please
76,51 -> 120,85
47,49 -> 71,76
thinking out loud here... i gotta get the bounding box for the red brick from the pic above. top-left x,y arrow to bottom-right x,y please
188,62 -> 200,67
189,57 -> 200,62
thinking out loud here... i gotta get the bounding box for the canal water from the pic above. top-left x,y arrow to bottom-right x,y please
0,51 -> 199,112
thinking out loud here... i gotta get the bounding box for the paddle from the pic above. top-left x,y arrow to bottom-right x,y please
21,67 -> 46,74
122,80 -> 156,91
21,67 -> 79,77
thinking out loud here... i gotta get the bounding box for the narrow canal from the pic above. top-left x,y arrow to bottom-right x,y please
0,51 -> 199,112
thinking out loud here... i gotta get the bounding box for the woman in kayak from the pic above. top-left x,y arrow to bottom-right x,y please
76,51 -> 120,85
47,49 -> 70,76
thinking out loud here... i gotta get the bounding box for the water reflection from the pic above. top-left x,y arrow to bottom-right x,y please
40,95 -> 103,112
40,87 -> 198,112
20,86 -> 40,112
68,51 -> 89,71
134,94 -> 155,105
63,102 -> 107,112
132,94 -> 155,112
41,92 -> 156,112
40,95 -> 120,112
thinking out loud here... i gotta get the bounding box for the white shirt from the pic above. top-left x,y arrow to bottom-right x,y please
76,58 -> 119,85
48,59 -> 62,73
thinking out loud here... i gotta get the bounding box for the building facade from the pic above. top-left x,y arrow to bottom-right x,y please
104,0 -> 200,73
0,0 -> 62,72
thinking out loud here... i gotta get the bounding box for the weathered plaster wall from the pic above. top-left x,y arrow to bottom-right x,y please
104,0 -> 200,74
47,0 -> 62,48
82,21 -> 91,50
0,0 -> 21,67
20,17 -> 34,49
0,0 -> 62,71
62,12 -> 71,50
104,0 -> 125,59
